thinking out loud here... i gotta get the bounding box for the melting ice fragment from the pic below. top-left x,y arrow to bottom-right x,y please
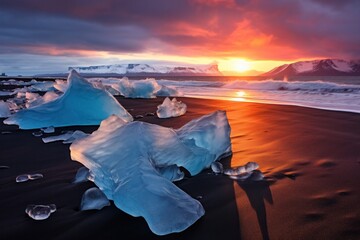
32,131 -> 43,137
211,162 -> 224,174
25,204 -> 56,220
41,126 -> 55,133
16,173 -> 43,183
42,130 -> 88,144
3,70 -> 133,129
80,187 -> 110,211
111,77 -> 161,98
224,162 -> 261,181
0,100 -> 11,118
73,166 -> 90,183
156,97 -> 187,118
70,111 -> 231,235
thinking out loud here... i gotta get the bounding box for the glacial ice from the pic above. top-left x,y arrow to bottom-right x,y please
42,130 -> 88,144
211,162 -> 224,174
25,204 -> 56,220
224,162 -> 261,181
73,166 -> 90,183
3,70 -> 133,129
70,111 -> 231,235
80,187 -> 110,211
41,126 -> 55,133
111,77 -> 161,98
156,97 -> 187,118
0,101 -> 10,118
16,173 -> 43,183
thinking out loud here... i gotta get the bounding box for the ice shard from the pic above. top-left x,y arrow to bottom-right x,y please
80,187 -> 110,211
70,111 -> 231,235
4,70 -> 133,129
25,204 -> 56,220
156,97 -> 187,118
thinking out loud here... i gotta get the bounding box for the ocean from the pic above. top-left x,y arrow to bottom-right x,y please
128,76 -> 360,114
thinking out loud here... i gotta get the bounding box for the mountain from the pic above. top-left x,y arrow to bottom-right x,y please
262,59 -> 360,77
69,63 -> 222,76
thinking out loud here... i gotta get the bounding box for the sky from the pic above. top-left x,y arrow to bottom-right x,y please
0,0 -> 359,75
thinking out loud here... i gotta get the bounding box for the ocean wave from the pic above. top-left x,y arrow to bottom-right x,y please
222,80 -> 360,93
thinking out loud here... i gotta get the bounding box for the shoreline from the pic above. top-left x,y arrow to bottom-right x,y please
1,97 -> 359,239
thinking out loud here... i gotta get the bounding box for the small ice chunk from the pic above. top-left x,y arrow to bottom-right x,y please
245,162 -> 259,172
16,173 -> 43,183
16,175 -> 29,183
145,112 -> 155,116
157,165 -> 185,182
224,166 -> 246,176
73,166 -> 90,183
1,131 -> 12,134
42,130 -> 88,144
0,100 -> 11,118
0,166 -> 10,169
41,126 -> 55,133
224,162 -> 261,181
80,187 -> 110,211
28,173 -> 43,180
25,204 -> 56,220
156,97 -> 187,118
211,162 -> 224,174
135,115 -> 144,119
228,172 -> 252,180
32,131 -> 43,137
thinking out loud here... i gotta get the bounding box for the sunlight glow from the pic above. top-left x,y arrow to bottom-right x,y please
230,59 -> 251,72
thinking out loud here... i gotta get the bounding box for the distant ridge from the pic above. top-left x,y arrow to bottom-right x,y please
68,63 -> 222,76
262,59 -> 360,77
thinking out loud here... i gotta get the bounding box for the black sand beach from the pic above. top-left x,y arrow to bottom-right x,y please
1,97 -> 360,240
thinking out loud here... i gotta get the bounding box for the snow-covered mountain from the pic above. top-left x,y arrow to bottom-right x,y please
263,59 -> 360,77
69,63 -> 222,76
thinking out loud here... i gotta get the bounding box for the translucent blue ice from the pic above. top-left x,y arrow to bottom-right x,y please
80,187 -> 110,210
42,130 -> 88,144
111,77 -> 160,98
156,97 -> 187,118
3,70 -> 133,129
211,162 -> 224,174
70,111 -> 231,235
25,204 -> 56,220
0,101 -> 10,118
73,166 -> 90,183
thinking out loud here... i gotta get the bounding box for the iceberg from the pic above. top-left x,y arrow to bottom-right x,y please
0,101 -> 11,118
3,70 -> 133,129
111,77 -> 161,98
70,111 -> 231,235
156,97 -> 187,118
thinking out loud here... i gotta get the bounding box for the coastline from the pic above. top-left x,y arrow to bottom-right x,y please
1,97 -> 359,240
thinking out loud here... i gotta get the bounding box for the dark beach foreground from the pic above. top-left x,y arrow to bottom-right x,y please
0,97 -> 359,240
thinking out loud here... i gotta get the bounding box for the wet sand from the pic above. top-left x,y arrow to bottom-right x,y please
0,97 -> 359,240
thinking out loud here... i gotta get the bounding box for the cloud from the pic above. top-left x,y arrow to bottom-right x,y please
0,0 -> 359,63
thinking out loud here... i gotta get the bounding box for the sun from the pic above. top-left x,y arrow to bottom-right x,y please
230,59 -> 251,72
